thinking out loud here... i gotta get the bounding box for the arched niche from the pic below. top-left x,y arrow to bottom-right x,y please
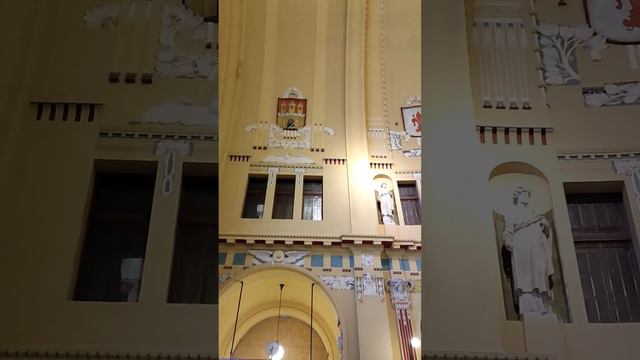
373,174 -> 398,225
488,162 -> 570,322
219,264 -> 342,359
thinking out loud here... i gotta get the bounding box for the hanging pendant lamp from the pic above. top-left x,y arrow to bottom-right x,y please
266,284 -> 285,360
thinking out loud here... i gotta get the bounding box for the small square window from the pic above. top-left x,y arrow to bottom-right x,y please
381,258 -> 391,271
233,253 -> 246,266
331,255 -> 343,268
311,255 -> 324,267
400,259 -> 410,271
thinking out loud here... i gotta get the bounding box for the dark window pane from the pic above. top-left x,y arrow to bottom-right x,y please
567,190 -> 640,323
74,164 -> 156,302
303,178 -> 322,220
242,176 -> 267,218
272,177 -> 295,219
168,170 -> 218,305
398,182 -> 421,225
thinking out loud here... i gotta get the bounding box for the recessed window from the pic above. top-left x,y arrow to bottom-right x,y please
73,161 -> 156,302
566,190 -> 640,323
331,255 -> 343,268
272,176 -> 295,219
398,182 -> 421,225
415,259 -> 422,271
381,258 -> 391,271
302,177 -> 323,220
242,176 -> 268,218
233,253 -> 247,266
168,164 -> 218,304
311,255 -> 324,267
400,259 -> 411,271
349,255 -> 354,268
219,252 -> 227,266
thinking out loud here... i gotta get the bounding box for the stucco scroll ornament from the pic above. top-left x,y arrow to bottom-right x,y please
154,141 -> 192,195
248,250 -> 309,266
360,254 -> 374,269
355,272 -> 383,301
260,152 -> 314,165
83,2 -> 119,28
613,158 -> 640,210
537,23 -> 608,85
319,276 -> 355,290
386,278 -> 415,307
502,186 -> 556,317
156,3 -> 216,79
584,82 -> 640,108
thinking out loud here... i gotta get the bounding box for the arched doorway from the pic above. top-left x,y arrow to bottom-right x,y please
219,264 -> 342,359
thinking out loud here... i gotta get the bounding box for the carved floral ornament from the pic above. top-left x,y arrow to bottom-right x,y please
613,158 -> 640,210
84,1 -> 216,80
537,22 -> 608,86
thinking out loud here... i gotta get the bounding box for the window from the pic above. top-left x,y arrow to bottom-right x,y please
168,165 -> 217,304
566,191 -> 640,322
219,252 -> 227,266
272,176 -> 295,219
233,253 -> 247,266
398,182 -> 421,225
400,259 -> 411,272
381,258 -> 391,271
349,255 -> 354,268
416,259 -> 422,271
303,177 -> 323,220
331,255 -> 343,268
311,255 -> 324,267
242,176 -> 267,218
73,161 -> 156,302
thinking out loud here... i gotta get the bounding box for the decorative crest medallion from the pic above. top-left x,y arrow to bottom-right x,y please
276,87 -> 307,130
401,102 -> 422,137
585,0 -> 640,44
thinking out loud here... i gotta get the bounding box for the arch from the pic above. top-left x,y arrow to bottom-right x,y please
488,161 -> 548,181
219,264 -> 342,359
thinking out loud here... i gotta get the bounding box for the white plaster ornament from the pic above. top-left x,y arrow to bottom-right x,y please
502,186 -> 555,317
248,250 -> 309,266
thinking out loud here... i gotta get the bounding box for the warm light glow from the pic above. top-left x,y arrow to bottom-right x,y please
271,345 -> 285,360
410,337 -> 421,348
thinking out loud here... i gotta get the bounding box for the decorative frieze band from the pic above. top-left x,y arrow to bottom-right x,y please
98,131 -> 217,142
557,151 -> 640,161
218,233 -> 420,249
477,126 -> 552,146
32,102 -> 101,122
0,350 -> 216,360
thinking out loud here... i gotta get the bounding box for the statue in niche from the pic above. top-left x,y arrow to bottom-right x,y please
376,182 -> 396,224
502,186 -> 555,317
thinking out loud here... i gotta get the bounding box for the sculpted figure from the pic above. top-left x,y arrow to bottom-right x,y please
377,182 -> 396,224
503,186 -> 555,316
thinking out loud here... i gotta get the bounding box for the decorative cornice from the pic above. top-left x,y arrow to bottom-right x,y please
98,131 -> 217,142
218,233 -> 420,250
0,350 -> 217,360
423,350 -> 553,360
557,151 -> 640,161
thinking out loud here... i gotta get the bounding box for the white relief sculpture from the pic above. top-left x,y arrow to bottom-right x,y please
387,278 -> 415,306
503,186 -> 555,317
388,131 -> 403,151
319,276 -> 355,290
402,149 -> 421,158
281,87 -> 304,98
405,96 -> 422,106
134,93 -> 217,127
537,23 -> 608,85
245,124 -> 335,149
360,254 -> 374,269
361,273 -> 377,296
248,250 -> 309,266
377,182 -> 396,225
156,3 -> 216,79
260,153 -> 314,165
583,82 -> 640,108
154,141 -> 192,195
84,2 -> 120,28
